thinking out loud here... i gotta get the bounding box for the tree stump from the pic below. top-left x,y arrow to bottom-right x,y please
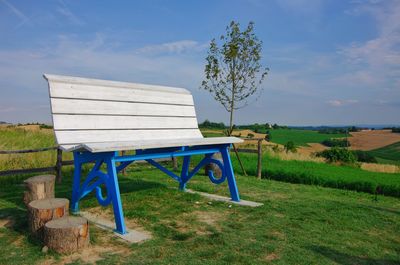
23,175 -> 55,206
27,198 -> 69,239
205,153 -> 223,178
44,216 -> 89,254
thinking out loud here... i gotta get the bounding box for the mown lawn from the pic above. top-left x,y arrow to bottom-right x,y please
0,161 -> 399,264
268,129 -> 348,147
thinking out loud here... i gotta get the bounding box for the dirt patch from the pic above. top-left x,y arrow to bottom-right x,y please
349,130 -> 400,151
194,211 -> 223,226
42,243 -> 131,265
297,143 -> 328,157
265,252 -> 279,261
232,129 -> 266,139
0,217 -> 15,229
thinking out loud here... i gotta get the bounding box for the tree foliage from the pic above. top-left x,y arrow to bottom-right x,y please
201,21 -> 268,134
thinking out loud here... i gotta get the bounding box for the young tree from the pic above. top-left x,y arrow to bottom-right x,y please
201,21 -> 269,135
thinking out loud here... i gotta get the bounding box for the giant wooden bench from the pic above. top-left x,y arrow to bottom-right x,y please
44,74 -> 243,234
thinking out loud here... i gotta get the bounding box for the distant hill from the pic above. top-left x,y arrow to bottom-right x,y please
0,121 -> 10,125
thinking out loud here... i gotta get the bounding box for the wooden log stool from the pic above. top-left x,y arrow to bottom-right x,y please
44,216 -> 89,254
23,175 -> 55,206
27,198 -> 69,239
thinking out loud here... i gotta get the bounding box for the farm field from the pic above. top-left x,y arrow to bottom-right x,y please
267,129 -> 347,147
349,130 -> 400,151
368,142 -> 400,166
0,165 -> 399,264
201,127 -> 400,170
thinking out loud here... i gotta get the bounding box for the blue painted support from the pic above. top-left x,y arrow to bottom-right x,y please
145,159 -> 181,182
105,154 -> 127,234
71,151 -> 127,234
71,151 -> 83,213
179,156 -> 191,190
70,143 -> 240,235
220,146 -> 240,202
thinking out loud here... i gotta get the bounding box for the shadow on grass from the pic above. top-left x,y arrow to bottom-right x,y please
0,207 -> 43,247
0,167 -> 168,209
309,245 -> 399,265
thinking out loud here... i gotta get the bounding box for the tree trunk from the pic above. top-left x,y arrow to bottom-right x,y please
229,59 -> 236,136
27,198 -> 69,239
23,175 -> 55,206
44,216 -> 89,254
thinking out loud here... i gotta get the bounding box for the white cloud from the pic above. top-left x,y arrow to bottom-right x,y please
327,99 -> 359,107
136,40 -> 207,55
338,0 -> 400,88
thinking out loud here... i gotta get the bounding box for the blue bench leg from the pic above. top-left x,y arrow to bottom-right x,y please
179,156 -> 191,190
105,156 -> 127,235
71,152 -> 82,213
220,147 -> 240,202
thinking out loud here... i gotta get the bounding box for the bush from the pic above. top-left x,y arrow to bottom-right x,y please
392,127 -> 400,133
353,150 -> 378,163
322,138 -> 350,147
284,141 -> 297,153
316,147 -> 356,164
39,124 -> 53,129
247,133 -> 254,139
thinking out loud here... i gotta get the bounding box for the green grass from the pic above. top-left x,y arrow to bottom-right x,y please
0,126 -> 400,263
269,129 -> 348,147
368,142 -> 400,166
0,126 -> 72,171
231,152 -> 400,197
0,163 -> 399,264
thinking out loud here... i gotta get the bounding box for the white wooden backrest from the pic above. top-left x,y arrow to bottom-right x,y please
44,74 -> 203,149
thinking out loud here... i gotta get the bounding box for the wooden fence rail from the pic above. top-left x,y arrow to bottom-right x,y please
0,138 -> 265,180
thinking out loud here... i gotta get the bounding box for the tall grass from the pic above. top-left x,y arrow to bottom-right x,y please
0,126 -> 72,171
232,152 -> 400,198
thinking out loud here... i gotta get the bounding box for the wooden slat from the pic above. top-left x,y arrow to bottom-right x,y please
51,98 -> 196,117
62,137 -> 243,153
53,115 -> 198,130
44,74 -> 190,94
55,129 -> 204,145
49,82 -> 194,106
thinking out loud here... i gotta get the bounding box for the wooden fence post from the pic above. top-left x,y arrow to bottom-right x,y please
172,157 -> 178,171
56,148 -> 63,183
257,139 -> 263,179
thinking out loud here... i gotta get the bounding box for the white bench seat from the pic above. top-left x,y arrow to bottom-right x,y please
61,137 -> 242,153
44,74 -> 243,235
44,74 -> 243,151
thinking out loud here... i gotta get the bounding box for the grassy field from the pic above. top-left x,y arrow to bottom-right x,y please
268,129 -> 347,147
230,153 -> 400,197
0,164 -> 399,264
0,126 -> 400,263
368,142 -> 400,166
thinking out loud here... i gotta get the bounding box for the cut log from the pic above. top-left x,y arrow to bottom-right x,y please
23,175 -> 55,206
205,153 -> 223,178
27,198 -> 69,239
44,216 -> 89,254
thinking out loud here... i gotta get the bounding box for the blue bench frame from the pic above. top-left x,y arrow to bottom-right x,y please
71,143 -> 240,234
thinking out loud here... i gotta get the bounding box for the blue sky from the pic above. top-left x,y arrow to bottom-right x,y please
0,0 -> 399,126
